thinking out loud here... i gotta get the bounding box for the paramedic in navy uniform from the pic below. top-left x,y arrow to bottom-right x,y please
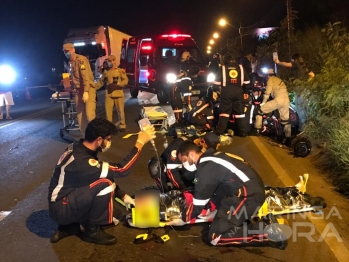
48,118 -> 156,245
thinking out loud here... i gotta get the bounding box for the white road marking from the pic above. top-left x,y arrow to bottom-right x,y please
251,136 -> 349,262
0,105 -> 61,129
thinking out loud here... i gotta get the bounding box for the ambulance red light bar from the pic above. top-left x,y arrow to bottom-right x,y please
160,34 -> 191,40
141,45 -> 152,50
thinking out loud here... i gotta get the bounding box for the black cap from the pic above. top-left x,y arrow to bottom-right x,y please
202,133 -> 220,148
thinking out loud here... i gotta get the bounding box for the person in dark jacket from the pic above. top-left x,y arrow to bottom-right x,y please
48,118 -> 155,245
214,53 -> 251,137
171,141 -> 287,249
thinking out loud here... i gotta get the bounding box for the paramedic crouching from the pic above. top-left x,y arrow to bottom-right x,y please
48,118 -> 156,245
254,69 -> 291,145
171,141 -> 287,249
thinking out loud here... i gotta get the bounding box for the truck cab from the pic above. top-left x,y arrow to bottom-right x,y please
123,33 -> 210,103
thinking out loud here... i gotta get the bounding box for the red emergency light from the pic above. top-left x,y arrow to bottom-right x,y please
160,34 -> 191,41
141,45 -> 152,50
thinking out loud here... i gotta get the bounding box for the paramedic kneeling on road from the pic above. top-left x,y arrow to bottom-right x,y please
48,118 -> 155,245
174,141 -> 266,246
254,69 -> 291,144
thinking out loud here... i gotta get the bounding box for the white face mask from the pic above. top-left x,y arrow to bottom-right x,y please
182,158 -> 197,172
65,52 -> 71,60
101,140 -> 111,153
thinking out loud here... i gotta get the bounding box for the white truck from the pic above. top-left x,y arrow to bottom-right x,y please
63,25 -> 132,79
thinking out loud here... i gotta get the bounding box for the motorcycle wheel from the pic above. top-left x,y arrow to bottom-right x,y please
157,88 -> 169,104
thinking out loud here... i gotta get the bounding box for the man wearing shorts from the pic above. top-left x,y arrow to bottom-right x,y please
0,91 -> 14,119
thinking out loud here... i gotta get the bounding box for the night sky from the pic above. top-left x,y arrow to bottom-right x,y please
0,0 -> 348,85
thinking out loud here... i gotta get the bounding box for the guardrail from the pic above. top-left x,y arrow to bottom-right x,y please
13,84 -> 62,100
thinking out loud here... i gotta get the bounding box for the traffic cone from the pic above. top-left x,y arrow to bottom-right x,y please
25,87 -> 31,100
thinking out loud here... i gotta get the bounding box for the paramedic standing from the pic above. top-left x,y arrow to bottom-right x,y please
63,43 -> 96,136
95,55 -> 128,132
214,53 -> 251,137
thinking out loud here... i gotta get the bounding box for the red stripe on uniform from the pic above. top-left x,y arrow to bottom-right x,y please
155,178 -> 162,189
109,149 -> 141,172
186,202 -> 194,221
232,186 -> 247,216
108,190 -> 114,224
90,178 -> 113,188
167,169 -> 179,188
219,233 -> 268,242
90,179 -> 114,224
217,235 -> 269,246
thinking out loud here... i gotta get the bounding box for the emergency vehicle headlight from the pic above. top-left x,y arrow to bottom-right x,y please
207,73 -> 215,83
166,73 -> 177,83
0,65 -> 16,85
74,42 -> 85,46
262,67 -> 268,74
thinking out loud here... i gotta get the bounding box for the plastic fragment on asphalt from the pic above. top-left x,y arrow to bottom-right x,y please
0,211 -> 12,222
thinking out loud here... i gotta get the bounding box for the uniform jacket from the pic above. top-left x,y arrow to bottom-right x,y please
184,148 -> 265,223
262,76 -> 289,104
213,62 -> 250,94
70,54 -> 95,92
161,138 -> 195,188
95,67 -> 129,98
48,140 -> 141,202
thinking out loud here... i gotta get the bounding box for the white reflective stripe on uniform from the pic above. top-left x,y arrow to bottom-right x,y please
206,116 -> 214,119
173,109 -> 183,112
199,156 -> 250,182
176,77 -> 191,82
250,105 -> 255,124
100,161 -> 109,178
193,103 -> 209,117
234,114 -> 245,118
239,64 -> 244,86
97,182 -> 116,196
167,164 -> 181,169
212,81 -> 221,85
193,198 -> 210,206
51,155 -> 75,202
183,93 -> 192,96
222,65 -> 226,87
219,113 -> 230,118
239,64 -> 250,85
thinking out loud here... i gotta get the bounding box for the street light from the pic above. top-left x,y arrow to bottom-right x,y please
218,18 -> 243,52
209,39 -> 214,45
207,46 -> 212,50
213,32 -> 219,39
207,50 -> 211,54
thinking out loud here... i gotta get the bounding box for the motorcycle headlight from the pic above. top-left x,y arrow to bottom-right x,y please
207,73 -> 215,83
166,73 -> 177,83
261,67 -> 268,74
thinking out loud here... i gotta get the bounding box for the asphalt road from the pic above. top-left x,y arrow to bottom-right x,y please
0,89 -> 349,262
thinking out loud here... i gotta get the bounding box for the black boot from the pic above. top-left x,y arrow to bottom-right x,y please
50,222 -> 81,243
81,223 -> 117,245
283,137 -> 292,147
248,128 -> 261,136
263,214 -> 288,250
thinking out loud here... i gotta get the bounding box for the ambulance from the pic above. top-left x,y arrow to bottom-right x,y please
63,26 -> 132,79
121,33 -> 210,103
